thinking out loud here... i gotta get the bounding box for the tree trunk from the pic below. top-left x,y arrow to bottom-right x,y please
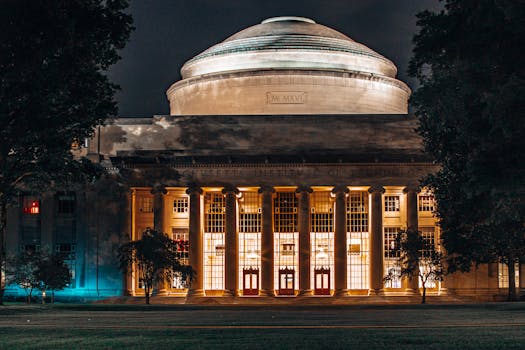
508,262 -> 517,301
145,286 -> 150,304
51,291 -> 55,304
0,198 -> 7,305
422,286 -> 427,304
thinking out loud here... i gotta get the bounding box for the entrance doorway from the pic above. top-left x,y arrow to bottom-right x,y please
314,267 -> 330,295
278,267 -> 295,295
243,267 -> 259,296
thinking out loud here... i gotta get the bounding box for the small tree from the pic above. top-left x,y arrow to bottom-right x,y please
7,250 -> 41,304
118,228 -> 194,304
383,228 -> 445,304
36,252 -> 71,304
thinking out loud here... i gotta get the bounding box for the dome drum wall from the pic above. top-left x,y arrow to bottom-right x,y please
167,17 -> 411,115
168,70 -> 410,115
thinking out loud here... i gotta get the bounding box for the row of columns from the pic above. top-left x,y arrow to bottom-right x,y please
157,185 -> 420,297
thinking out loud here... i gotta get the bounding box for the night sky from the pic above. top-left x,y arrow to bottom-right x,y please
110,0 -> 442,117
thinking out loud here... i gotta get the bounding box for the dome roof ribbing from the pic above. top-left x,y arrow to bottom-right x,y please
181,16 -> 398,79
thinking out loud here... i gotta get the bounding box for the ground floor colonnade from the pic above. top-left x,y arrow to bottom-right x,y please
127,184 -> 441,298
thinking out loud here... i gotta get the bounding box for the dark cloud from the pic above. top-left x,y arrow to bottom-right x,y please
110,0 -> 442,117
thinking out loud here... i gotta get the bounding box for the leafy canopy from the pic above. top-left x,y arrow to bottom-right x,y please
383,229 -> 445,304
0,0 -> 133,304
119,228 -> 194,304
36,252 -> 72,296
409,0 -> 525,300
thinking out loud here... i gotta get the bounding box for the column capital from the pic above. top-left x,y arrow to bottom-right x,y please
221,186 -> 239,195
295,185 -> 313,194
368,186 -> 385,194
258,185 -> 275,194
150,185 -> 167,195
331,185 -> 350,195
186,186 -> 203,195
403,185 -> 421,194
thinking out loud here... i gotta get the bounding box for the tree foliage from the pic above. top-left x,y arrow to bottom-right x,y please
383,229 -> 445,304
35,252 -> 72,304
0,0 -> 133,304
118,228 -> 194,304
7,249 -> 71,304
6,250 -> 42,304
409,0 -> 525,300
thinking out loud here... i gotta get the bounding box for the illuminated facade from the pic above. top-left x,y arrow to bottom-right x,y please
5,17 -> 522,300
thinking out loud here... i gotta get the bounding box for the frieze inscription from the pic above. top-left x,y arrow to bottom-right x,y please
267,91 -> 307,104
174,165 -> 434,182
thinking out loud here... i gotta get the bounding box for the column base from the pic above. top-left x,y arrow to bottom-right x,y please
153,289 -> 169,296
404,288 -> 420,296
298,289 -> 313,296
438,287 -> 450,296
187,289 -> 205,297
259,289 -> 275,297
333,289 -> 348,297
223,289 -> 238,297
368,289 -> 385,296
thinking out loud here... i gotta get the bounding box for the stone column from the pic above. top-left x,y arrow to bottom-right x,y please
223,187 -> 239,296
152,186 -> 166,233
123,189 -> 133,296
259,186 -> 274,296
297,186 -> 312,296
333,186 -> 348,296
404,186 -> 420,294
369,186 -> 385,294
152,186 -> 167,295
517,263 -> 525,300
187,187 -> 204,297
488,262 -> 499,293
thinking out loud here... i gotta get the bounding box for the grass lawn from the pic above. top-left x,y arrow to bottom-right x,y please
0,303 -> 524,349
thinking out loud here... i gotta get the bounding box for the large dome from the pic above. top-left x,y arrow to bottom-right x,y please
167,17 -> 411,115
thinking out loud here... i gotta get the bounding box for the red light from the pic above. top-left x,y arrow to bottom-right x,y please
24,201 -> 40,214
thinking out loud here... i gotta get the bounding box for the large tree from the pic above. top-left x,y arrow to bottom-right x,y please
0,0 -> 133,304
409,0 -> 525,300
118,228 -> 194,305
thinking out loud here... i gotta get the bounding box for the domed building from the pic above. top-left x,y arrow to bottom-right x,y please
167,16 -> 410,115
5,17 -> 518,301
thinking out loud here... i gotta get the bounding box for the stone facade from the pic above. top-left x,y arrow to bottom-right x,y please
4,16 -> 521,301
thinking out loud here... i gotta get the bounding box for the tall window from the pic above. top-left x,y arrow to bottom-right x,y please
347,191 -> 369,290
204,192 -> 225,291
383,227 -> 401,288
238,191 -> 261,292
274,192 -> 297,232
418,194 -> 435,213
23,197 -> 40,215
57,192 -> 76,214
139,197 -> 153,213
310,191 -> 334,293
21,196 -> 41,247
499,262 -> 520,289
274,191 -> 298,292
173,197 -> 188,214
172,228 -> 189,289
419,227 -> 437,288
56,243 -> 76,288
384,196 -> 400,212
